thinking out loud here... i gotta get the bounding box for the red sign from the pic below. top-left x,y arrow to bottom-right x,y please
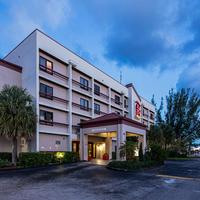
135,101 -> 141,119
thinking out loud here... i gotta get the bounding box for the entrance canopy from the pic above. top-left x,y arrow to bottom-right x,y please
80,113 -> 147,161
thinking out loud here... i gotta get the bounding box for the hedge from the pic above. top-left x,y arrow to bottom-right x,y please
19,152 -> 79,168
0,152 -> 12,162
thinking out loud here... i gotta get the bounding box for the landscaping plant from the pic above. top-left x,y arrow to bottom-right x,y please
0,85 -> 36,166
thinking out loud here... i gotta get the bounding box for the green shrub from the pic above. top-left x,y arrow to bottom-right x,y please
139,143 -> 144,161
0,159 -> 10,168
150,144 -> 166,164
166,150 -> 187,158
0,152 -> 12,162
19,152 -> 79,168
112,152 -> 116,160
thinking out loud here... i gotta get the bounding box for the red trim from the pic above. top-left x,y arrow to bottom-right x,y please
0,59 -> 22,73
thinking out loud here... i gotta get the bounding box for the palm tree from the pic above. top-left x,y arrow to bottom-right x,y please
0,85 -> 36,165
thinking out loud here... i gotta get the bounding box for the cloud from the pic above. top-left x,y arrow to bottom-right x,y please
177,63 -> 200,94
83,0 -> 200,72
0,0 -> 70,45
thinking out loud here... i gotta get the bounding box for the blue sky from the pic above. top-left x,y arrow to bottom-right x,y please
0,0 -> 200,105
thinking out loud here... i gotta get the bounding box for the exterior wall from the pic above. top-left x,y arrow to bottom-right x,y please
1,29 -> 155,154
39,78 -> 69,111
4,31 -> 38,151
141,97 -> 156,128
39,105 -> 68,135
39,133 -> 67,151
0,64 -> 21,89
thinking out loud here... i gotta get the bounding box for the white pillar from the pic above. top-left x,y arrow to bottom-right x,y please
67,62 -> 73,151
80,128 -> 88,161
116,124 -> 121,160
91,78 -> 94,118
108,87 -> 111,113
105,134 -> 112,160
122,94 -> 125,116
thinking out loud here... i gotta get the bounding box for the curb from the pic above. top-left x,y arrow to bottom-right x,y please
0,162 -> 89,175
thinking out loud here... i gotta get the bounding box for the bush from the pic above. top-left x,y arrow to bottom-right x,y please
112,152 -> 116,160
0,159 -> 10,168
166,150 -> 187,158
149,144 -> 166,164
0,152 -> 12,162
107,160 -> 158,171
19,152 -> 79,168
139,143 -> 144,161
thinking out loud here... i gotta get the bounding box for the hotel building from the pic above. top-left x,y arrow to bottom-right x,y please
0,29 -> 155,160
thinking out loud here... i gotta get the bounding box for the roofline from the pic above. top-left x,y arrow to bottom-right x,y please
4,28 -> 128,90
140,96 -> 155,107
126,83 -> 141,101
0,59 -> 22,73
80,113 -> 147,129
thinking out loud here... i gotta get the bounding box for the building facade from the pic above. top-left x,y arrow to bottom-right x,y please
0,29 -> 155,160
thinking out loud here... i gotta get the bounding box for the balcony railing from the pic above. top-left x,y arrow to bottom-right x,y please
40,65 -> 69,81
94,92 -> 109,101
94,110 -> 107,115
39,120 -> 69,127
72,102 -> 92,112
111,98 -> 122,106
72,80 -> 92,92
40,92 -> 68,104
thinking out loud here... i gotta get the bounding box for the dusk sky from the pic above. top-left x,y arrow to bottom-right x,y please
0,0 -> 200,105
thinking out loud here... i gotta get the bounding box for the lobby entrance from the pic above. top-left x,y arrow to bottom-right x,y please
80,113 -> 147,161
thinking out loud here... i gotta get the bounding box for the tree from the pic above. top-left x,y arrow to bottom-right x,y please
148,88 -> 200,154
139,143 -> 143,161
120,141 -> 137,160
0,85 -> 36,165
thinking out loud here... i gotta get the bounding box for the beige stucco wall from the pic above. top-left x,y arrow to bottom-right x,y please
39,133 -> 67,151
40,52 -> 68,76
39,105 -> 68,134
0,65 -> 21,89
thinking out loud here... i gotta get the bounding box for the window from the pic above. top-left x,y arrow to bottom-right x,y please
39,56 -> 53,74
115,95 -> 120,105
124,99 -> 128,108
94,103 -> 100,114
150,112 -> 154,120
80,98 -> 89,111
80,77 -> 89,90
40,83 -> 53,99
55,140 -> 61,145
40,110 -> 53,125
94,84 -> 100,95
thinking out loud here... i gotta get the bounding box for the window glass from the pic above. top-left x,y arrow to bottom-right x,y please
94,84 -> 100,95
55,140 -> 61,145
39,56 -> 46,67
39,110 -> 45,120
80,77 -> 89,90
46,112 -> 53,121
94,103 -> 100,114
40,83 -> 53,99
40,83 -> 46,94
39,56 -> 53,73
80,98 -> 89,110
115,95 -> 120,105
40,110 -> 53,121
46,60 -> 53,72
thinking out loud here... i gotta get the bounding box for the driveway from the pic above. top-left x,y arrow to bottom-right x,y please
0,159 -> 200,200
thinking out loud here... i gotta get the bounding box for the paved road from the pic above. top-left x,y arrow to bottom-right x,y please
0,159 -> 200,200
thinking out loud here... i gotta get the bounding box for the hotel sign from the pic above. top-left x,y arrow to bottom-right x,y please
135,101 -> 141,119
